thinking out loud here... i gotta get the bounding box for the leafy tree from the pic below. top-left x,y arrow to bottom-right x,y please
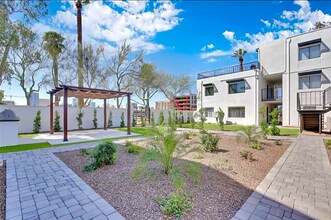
104,41 -> 143,108
158,111 -> 164,125
33,110 -> 41,133
269,108 -> 280,136
7,24 -> 49,105
120,112 -> 125,127
76,110 -> 84,129
42,31 -> 65,106
0,0 -> 48,86
54,111 -> 61,132
259,106 -> 269,138
217,107 -> 225,130
195,108 -> 206,130
92,108 -> 97,129
107,111 -> 113,128
233,49 -> 248,71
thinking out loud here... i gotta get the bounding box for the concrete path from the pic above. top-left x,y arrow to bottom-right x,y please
1,137 -> 145,220
233,135 -> 331,220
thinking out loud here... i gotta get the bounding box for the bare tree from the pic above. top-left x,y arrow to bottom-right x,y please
7,24 -> 49,105
104,40 -> 143,108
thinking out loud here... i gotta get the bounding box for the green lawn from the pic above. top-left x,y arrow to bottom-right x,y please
18,133 -> 39,138
279,128 -> 300,136
116,127 -> 156,136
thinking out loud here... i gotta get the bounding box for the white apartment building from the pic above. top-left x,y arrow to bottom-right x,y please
196,27 -> 331,133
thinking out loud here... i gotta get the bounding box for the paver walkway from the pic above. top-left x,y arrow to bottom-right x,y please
233,135 -> 331,220
1,137 -> 145,220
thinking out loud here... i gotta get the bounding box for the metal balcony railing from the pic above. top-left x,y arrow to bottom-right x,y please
297,86 -> 331,111
261,87 -> 282,101
197,61 -> 260,79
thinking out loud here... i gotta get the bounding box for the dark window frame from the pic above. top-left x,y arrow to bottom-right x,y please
205,85 -> 214,96
204,107 -> 214,117
228,107 -> 245,118
298,43 -> 321,61
299,74 -> 321,89
228,81 -> 245,94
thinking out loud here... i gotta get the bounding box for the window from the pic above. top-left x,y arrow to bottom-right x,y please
204,107 -> 214,117
299,44 -> 320,61
205,85 -> 214,96
299,75 -> 321,89
228,107 -> 245,118
229,81 -> 245,94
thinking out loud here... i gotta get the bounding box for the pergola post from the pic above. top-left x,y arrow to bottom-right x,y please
127,94 -> 131,135
104,99 -> 107,130
63,87 -> 68,142
50,93 -> 54,134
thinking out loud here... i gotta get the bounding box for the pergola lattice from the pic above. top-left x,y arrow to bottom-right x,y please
47,85 -> 132,142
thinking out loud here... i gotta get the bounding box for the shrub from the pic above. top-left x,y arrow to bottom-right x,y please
80,148 -> 91,156
151,112 -> 155,127
183,132 -> 190,139
107,111 -> 113,128
92,108 -> 98,129
327,140 -> 331,146
76,110 -> 84,130
33,110 -> 41,133
217,107 -> 225,130
238,126 -> 260,144
269,108 -> 280,136
196,108 -> 206,129
259,106 -> 269,138
240,150 -> 253,161
178,112 -> 183,128
120,112 -> 125,127
84,141 -> 117,172
132,113 -> 136,127
274,139 -> 282,145
158,112 -> 164,125
190,117 -> 196,128
157,193 -> 192,218
250,141 -> 263,150
124,141 -> 141,154
201,133 -> 219,152
54,111 -> 61,132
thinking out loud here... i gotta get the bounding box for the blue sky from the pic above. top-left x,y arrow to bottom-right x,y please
2,0 -> 331,107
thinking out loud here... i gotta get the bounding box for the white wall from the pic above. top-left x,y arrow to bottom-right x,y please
197,69 -> 259,125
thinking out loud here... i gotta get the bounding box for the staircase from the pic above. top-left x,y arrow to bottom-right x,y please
297,86 -> 331,133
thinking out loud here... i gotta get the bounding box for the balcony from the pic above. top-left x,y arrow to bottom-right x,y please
197,61 -> 260,79
261,87 -> 282,102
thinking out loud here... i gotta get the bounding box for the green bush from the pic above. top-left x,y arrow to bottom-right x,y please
238,126 -> 260,144
54,111 -> 61,132
80,148 -> 91,156
92,108 -> 98,129
250,141 -> 263,150
217,107 -> 225,130
259,106 -> 269,138
183,132 -> 190,139
132,114 -> 136,127
186,115 -> 190,124
33,110 -> 41,133
107,111 -> 113,128
274,139 -> 282,146
240,150 -> 253,161
84,141 -> 117,172
120,112 -> 125,128
327,140 -> 331,146
190,117 -> 196,128
124,141 -> 141,154
76,110 -> 84,130
269,108 -> 280,136
157,193 -> 192,218
158,112 -> 164,125
196,108 -> 206,129
201,133 -> 219,152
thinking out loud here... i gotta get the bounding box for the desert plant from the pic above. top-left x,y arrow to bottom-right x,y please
54,111 -> 61,132
76,110 -> 84,130
84,141 -> 117,172
259,106 -> 269,138
80,148 -> 91,157
250,141 -> 263,150
217,107 -> 225,130
269,108 -> 280,136
240,150 -> 253,161
107,111 -> 113,128
33,110 -> 41,133
327,140 -> 331,146
158,111 -> 164,125
183,132 -> 190,139
125,141 -> 141,154
120,112 -> 125,127
275,139 -> 282,146
132,113 -> 136,127
157,193 -> 192,218
190,116 -> 196,128
151,112 -> 155,127
238,126 -> 260,144
197,108 -> 206,130
92,108 -> 98,129
201,133 -> 219,152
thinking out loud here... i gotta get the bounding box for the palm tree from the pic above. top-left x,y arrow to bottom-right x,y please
233,49 -> 248,72
43,31 -> 65,106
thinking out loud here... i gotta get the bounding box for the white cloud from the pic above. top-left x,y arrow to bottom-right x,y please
200,50 -> 232,59
200,43 -> 214,51
53,1 -> 182,53
260,19 -> 271,27
222,31 -> 235,41
207,58 -> 218,63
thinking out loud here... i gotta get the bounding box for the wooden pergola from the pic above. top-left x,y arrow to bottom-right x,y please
47,85 -> 132,142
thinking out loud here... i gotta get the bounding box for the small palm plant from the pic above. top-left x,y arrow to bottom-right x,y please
238,126 -> 261,144
233,49 -> 248,71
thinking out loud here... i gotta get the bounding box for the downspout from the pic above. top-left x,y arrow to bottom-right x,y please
255,48 -> 260,126
287,39 -> 292,126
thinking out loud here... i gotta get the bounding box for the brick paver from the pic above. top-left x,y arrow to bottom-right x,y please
0,138 -> 147,220
233,135 -> 331,220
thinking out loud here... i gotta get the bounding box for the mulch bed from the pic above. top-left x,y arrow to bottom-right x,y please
323,140 -> 331,163
56,135 -> 290,220
0,161 -> 6,220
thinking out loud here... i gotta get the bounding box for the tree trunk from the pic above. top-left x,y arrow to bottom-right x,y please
239,57 -> 243,72
146,90 -> 150,124
76,0 -> 84,108
0,32 -> 15,86
53,57 -> 60,106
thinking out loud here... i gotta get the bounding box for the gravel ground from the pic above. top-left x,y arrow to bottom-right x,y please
0,161 -> 5,220
56,135 -> 290,220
